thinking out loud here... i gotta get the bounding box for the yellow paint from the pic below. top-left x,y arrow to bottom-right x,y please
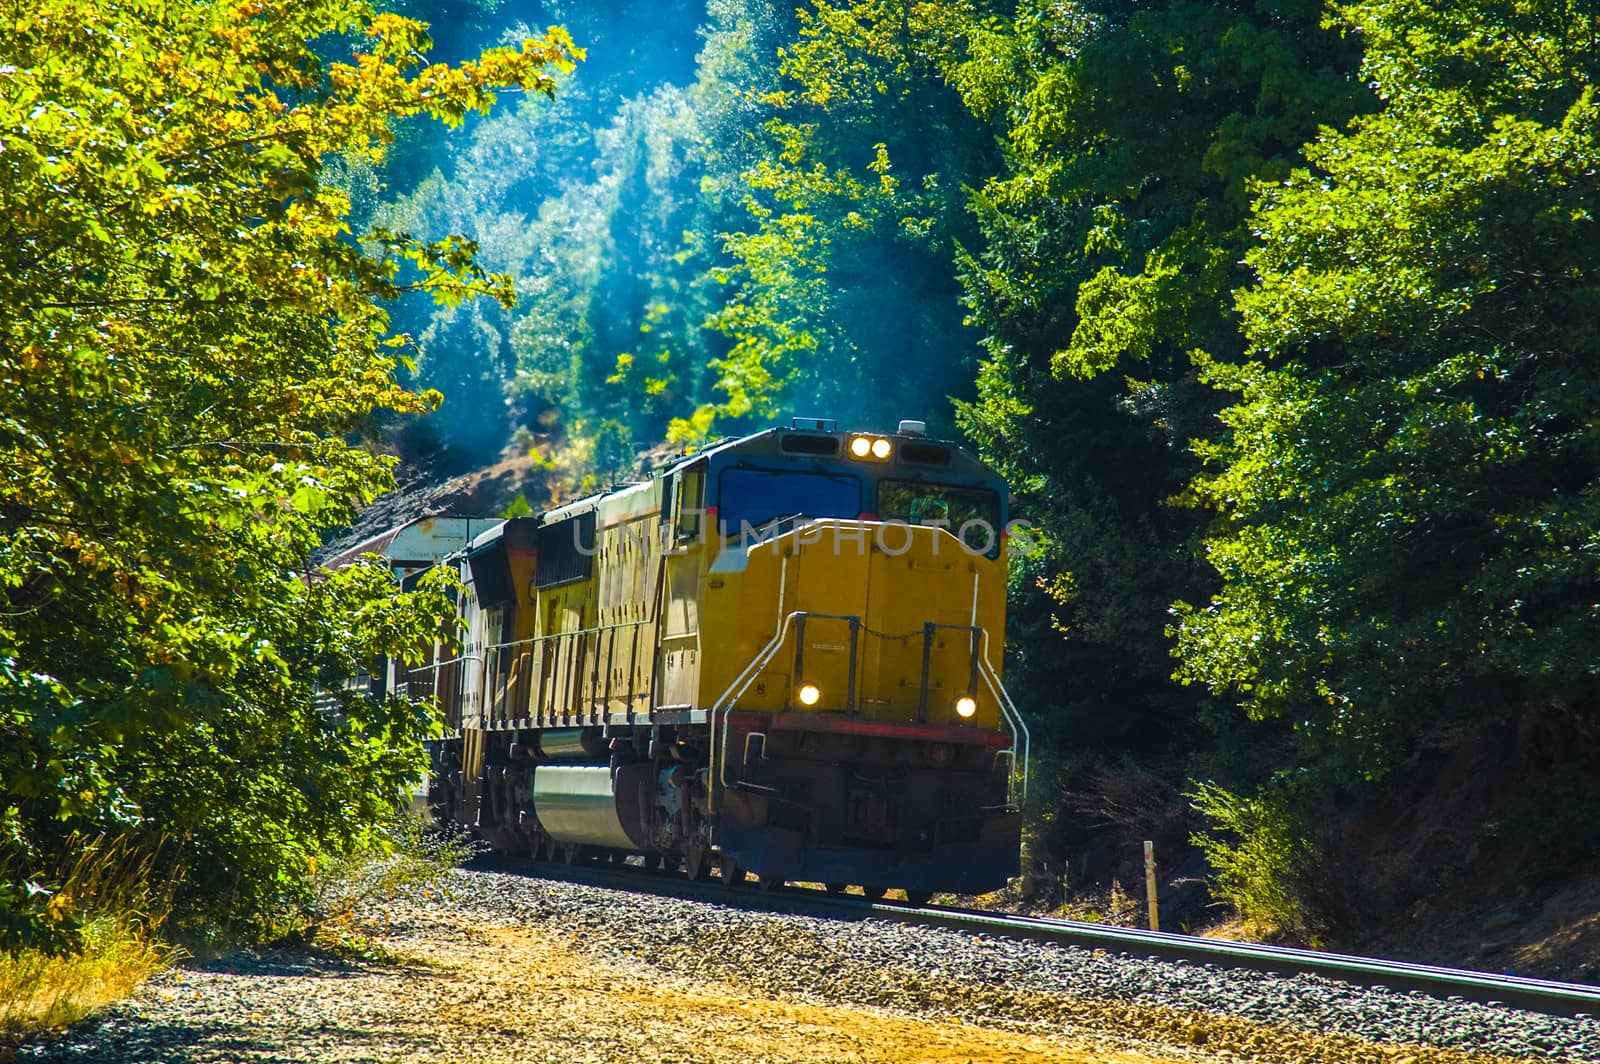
698,521 -> 1008,727
450,437 -> 1013,743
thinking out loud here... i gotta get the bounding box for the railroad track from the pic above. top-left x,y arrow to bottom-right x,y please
492,854 -> 1600,1019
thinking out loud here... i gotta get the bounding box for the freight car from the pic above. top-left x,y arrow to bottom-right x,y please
404,418 -> 1029,901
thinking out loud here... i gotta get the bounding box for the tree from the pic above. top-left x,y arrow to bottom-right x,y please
0,0 -> 575,939
356,0 -> 720,473
681,0 -> 998,443
952,0 -> 1368,752
1176,0 -> 1600,790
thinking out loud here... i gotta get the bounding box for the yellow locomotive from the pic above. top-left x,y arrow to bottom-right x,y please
408,418 -> 1028,900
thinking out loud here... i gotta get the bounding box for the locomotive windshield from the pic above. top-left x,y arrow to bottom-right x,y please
718,467 -> 862,536
877,480 -> 1001,556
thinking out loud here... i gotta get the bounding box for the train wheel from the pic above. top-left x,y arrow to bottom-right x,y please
861,885 -> 887,901
716,856 -> 745,886
903,890 -> 933,907
824,882 -> 847,895
644,853 -> 664,870
684,843 -> 710,881
757,874 -> 783,891
561,842 -> 581,865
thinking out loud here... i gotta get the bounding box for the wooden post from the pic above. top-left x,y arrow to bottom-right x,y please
1144,840 -> 1160,932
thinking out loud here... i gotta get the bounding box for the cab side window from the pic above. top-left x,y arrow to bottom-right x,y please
674,468 -> 705,543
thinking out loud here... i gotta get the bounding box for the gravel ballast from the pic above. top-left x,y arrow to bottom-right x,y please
16,864 -> 1600,1063
453,867 -> 1600,1061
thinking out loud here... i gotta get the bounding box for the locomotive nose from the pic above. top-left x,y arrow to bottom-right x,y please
753,519 -> 1001,728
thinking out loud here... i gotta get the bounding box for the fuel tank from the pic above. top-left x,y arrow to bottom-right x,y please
532,764 -> 652,850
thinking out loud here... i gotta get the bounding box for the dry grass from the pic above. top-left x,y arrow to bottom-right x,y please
0,835 -> 178,1042
0,916 -> 169,1036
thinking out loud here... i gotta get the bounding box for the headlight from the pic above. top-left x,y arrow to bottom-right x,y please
798,683 -> 821,706
849,435 -> 893,460
954,695 -> 977,718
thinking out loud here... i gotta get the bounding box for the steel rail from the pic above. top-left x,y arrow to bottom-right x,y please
490,855 -> 1600,1020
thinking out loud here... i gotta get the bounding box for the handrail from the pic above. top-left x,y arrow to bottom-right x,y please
978,659 -> 1027,806
483,619 -> 648,654
706,554 -> 789,811
497,621 -> 652,725
709,609 -> 805,810
709,610 -> 1030,810
976,628 -> 1030,806
414,596 -> 1031,809
406,652 -> 484,674
411,622 -> 653,728
718,611 -> 876,794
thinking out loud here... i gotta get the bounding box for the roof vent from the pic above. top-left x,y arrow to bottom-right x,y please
897,419 -> 927,437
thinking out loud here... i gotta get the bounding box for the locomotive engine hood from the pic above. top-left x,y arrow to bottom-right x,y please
708,519 -> 1009,731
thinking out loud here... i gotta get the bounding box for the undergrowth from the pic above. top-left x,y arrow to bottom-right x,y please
1,836 -> 178,1041
0,916 -> 169,1038
1,814 -> 478,1042
1188,779 -> 1334,943
303,814 -> 480,955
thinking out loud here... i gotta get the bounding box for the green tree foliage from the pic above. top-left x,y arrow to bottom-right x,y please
952,0 -> 1368,750
686,0 -> 996,442
0,0 -> 574,939
1175,0 -> 1600,787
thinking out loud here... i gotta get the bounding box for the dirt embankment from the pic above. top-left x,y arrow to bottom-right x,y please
1018,742 -> 1600,985
313,450 -> 552,566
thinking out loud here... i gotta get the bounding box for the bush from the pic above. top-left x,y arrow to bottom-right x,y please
1188,778 -> 1338,942
302,815 -> 482,947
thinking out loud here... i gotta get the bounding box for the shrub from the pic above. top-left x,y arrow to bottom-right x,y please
1188,778 -> 1333,942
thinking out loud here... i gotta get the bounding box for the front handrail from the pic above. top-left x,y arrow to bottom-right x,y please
709,609 -> 806,810
976,628 -> 1030,806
